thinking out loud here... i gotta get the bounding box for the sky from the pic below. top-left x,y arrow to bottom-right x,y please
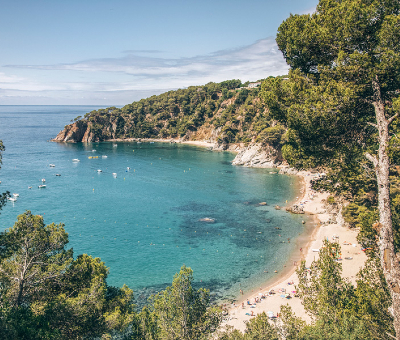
0,0 -> 318,105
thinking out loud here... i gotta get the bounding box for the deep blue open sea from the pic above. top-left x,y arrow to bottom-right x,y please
0,105 -> 312,303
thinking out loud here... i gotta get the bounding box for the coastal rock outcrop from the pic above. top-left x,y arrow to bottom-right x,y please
52,114 -> 125,143
232,143 -> 282,168
52,120 -> 93,143
278,167 -> 299,175
285,204 -> 305,214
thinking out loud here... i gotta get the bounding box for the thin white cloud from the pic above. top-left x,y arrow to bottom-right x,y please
1,37 -> 289,104
0,72 -> 25,83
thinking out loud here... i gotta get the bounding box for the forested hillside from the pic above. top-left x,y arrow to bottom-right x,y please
53,79 -> 286,149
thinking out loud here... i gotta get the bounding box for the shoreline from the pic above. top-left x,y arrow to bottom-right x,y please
107,137 -> 216,148
96,138 -> 367,330
222,170 -> 368,331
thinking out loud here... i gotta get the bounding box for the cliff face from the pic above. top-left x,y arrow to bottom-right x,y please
52,120 -> 92,143
51,81 -> 288,170
52,115 -> 125,143
52,119 -> 283,167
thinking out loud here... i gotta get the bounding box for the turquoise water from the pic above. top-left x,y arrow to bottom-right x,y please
0,106 -> 308,302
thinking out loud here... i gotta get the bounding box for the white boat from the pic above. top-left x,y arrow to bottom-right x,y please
42,178 -> 46,182
112,173 -> 117,177
7,196 -> 17,202
113,144 -> 117,148
49,163 -> 55,167
55,174 -> 61,176
38,184 -> 46,188
12,193 -> 19,197
72,159 -> 80,162
127,167 -> 131,170
102,155 -> 108,158
97,169 -> 102,172
92,149 -> 96,152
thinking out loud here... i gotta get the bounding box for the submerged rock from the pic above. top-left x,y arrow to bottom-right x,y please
199,217 -> 215,223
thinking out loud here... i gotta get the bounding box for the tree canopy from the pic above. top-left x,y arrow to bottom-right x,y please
0,211 -> 135,339
138,265 -> 222,340
261,0 -> 400,336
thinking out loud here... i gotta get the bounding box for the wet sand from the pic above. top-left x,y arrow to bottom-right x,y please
222,170 -> 367,332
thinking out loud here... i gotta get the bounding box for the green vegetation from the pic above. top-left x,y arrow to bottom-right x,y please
0,211 -> 221,339
138,266 -> 221,340
2,0 -> 400,337
1,213 -> 393,339
216,241 -> 394,340
261,0 -> 400,336
0,211 -> 136,339
72,80 -> 286,147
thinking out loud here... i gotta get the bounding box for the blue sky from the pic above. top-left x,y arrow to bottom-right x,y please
0,0 -> 318,105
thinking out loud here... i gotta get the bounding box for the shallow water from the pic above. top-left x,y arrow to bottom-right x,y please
0,105 -> 309,303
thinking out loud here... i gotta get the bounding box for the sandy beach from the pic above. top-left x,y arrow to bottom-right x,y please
109,137 -> 216,149
108,138 -> 367,330
222,170 -> 368,332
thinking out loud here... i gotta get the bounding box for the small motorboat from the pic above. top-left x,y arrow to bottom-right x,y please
92,149 -> 96,152
12,193 -> 19,197
7,196 -> 17,202
102,155 -> 107,158
127,167 -> 131,170
28,186 -> 32,189
49,163 -> 55,167
113,144 -> 117,148
42,178 -> 46,182
97,169 -> 102,172
55,174 -> 61,176
72,159 -> 80,162
38,184 -> 46,189
112,173 -> 117,177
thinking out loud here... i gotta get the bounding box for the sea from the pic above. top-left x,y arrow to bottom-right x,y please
0,105 -> 312,304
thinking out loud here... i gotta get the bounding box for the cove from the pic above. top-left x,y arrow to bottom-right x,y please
0,106 -> 308,303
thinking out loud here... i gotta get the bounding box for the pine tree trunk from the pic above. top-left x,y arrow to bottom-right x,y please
372,77 -> 400,339
15,279 -> 24,308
